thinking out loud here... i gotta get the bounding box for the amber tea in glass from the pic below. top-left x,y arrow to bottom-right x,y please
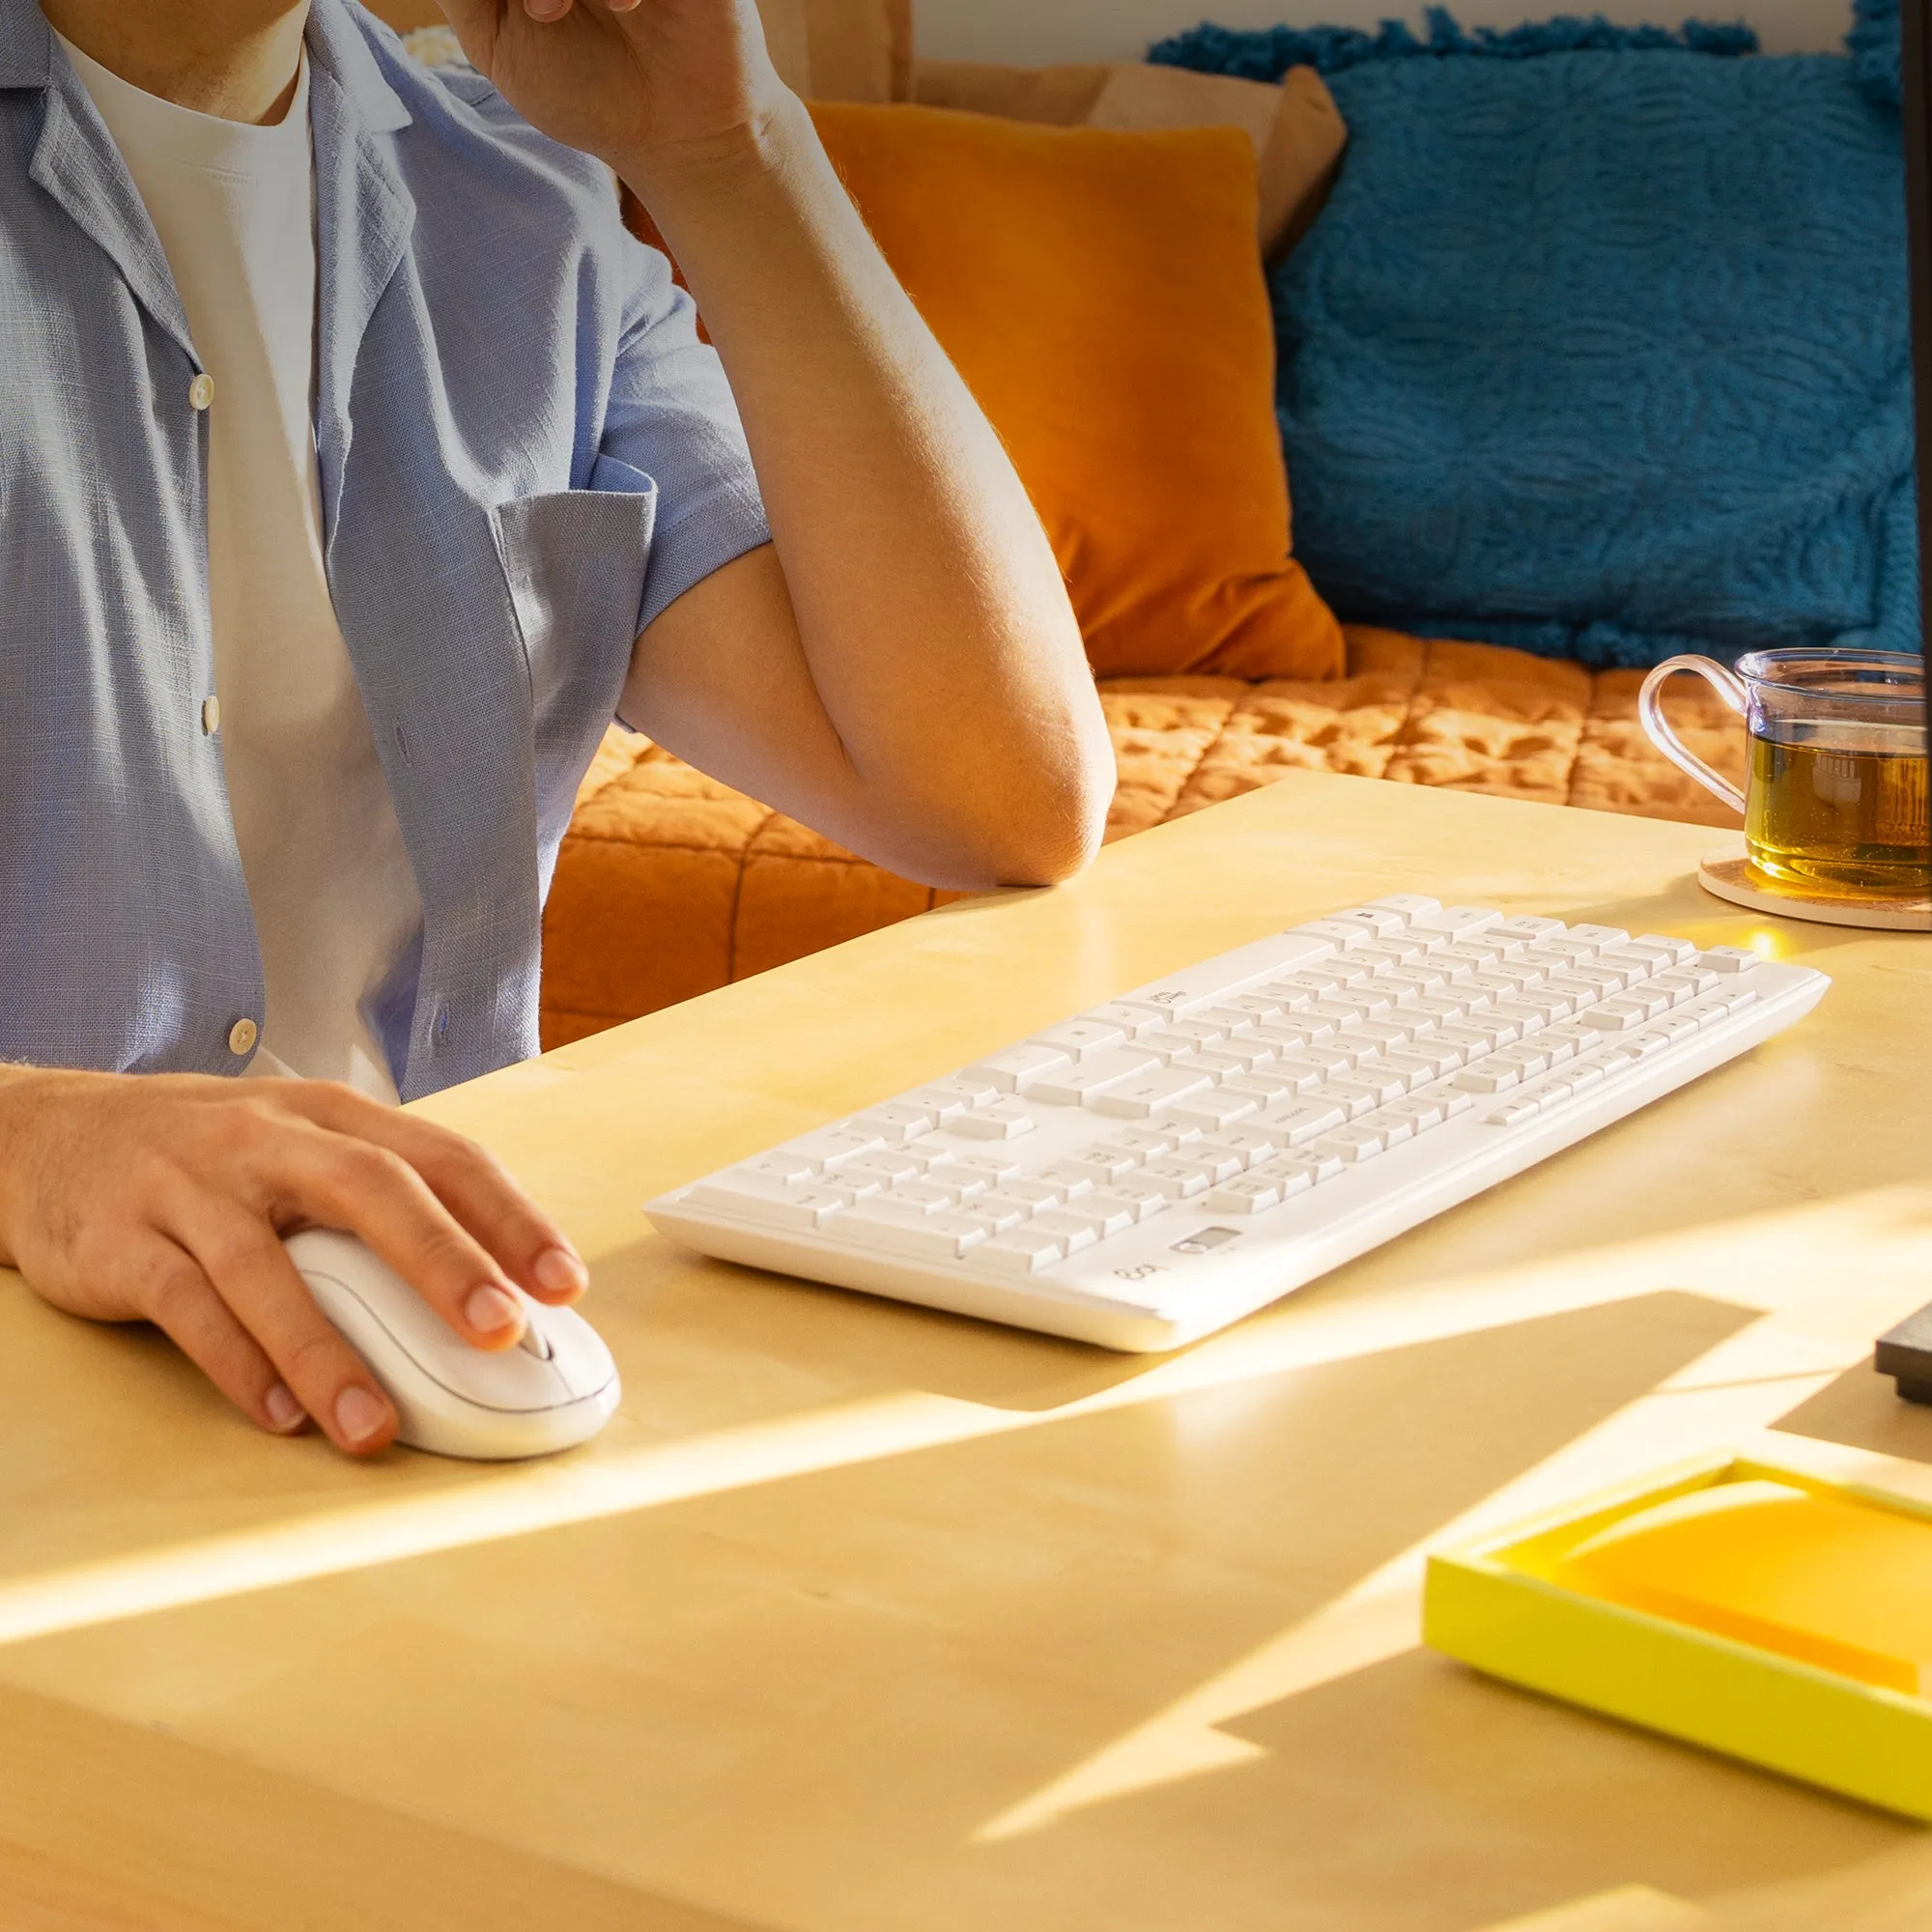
1638,648 -> 1929,904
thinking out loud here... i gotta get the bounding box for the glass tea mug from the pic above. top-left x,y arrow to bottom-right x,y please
1638,648 -> 1930,902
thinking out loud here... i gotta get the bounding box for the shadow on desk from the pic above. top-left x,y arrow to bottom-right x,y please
1775,1356 -> 1932,1465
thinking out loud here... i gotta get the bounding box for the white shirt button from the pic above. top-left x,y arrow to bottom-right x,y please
228,1017 -> 259,1057
201,695 -> 221,734
189,373 -> 215,412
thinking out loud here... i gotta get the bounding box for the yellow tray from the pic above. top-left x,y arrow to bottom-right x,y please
1424,1452 -> 1932,1820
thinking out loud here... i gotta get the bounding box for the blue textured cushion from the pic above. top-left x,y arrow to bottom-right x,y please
1162,26 -> 1917,667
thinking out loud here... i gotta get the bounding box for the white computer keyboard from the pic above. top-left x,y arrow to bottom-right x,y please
646,897 -> 1829,1351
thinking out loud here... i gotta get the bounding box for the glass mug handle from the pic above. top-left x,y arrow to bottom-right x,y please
1636,655 -> 1749,815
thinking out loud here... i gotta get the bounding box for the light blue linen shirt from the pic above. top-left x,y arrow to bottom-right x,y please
0,0 -> 770,1097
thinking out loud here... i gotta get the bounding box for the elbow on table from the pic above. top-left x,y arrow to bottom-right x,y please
945,741 -> 1113,892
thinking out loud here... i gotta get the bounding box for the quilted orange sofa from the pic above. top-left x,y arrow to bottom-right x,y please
539,628 -> 1746,1048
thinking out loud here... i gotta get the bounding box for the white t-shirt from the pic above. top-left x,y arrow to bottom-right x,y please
62,37 -> 421,1102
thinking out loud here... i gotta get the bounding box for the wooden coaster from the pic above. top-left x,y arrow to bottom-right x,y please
1698,855 -> 1932,930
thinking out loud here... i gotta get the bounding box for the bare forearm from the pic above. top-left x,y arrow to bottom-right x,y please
621,100 -> 1112,883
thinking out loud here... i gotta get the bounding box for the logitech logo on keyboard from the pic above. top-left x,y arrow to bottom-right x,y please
1170,1227 -> 1243,1256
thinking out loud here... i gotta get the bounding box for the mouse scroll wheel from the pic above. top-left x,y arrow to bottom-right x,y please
517,1321 -> 554,1361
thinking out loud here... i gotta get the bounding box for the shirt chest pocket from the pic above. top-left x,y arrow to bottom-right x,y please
487,456 -> 660,730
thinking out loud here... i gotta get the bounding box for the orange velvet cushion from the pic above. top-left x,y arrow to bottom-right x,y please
810,103 -> 1344,680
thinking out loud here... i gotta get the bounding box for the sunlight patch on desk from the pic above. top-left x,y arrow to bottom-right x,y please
973,1241 -> 1932,1845
1473,1886 -> 1710,1931
0,1193 -> 1926,1654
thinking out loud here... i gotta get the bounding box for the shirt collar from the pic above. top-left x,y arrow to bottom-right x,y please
305,0 -> 412,137
2,0 -> 411,137
0,0 -> 54,88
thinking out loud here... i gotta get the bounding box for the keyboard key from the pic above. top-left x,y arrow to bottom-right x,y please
1037,1163 -> 1101,1200
1378,1051 -> 1447,1090
1194,1006 -> 1264,1036
735,1151 -> 822,1185
1407,904 -> 1501,936
1364,894 -> 1441,922
978,1187 -> 1046,1220
842,1203 -> 991,1259
1580,999 -> 1653,1032
1091,1181 -> 1171,1222
1491,1003 -> 1549,1037
783,1125 -> 887,1168
1514,989 -> 1577,1020
1254,1098 -> 1348,1146
1492,916 -> 1565,944
973,1230 -> 1068,1274
1383,964 -> 1451,996
1026,1211 -> 1102,1254
1653,968 -> 1720,1003
1381,1094 -> 1447,1132
689,1177 -> 855,1227
1033,1017 -> 1130,1058
1204,1177 -> 1284,1214
1648,1011 -> 1703,1044
1438,1023 -> 1510,1056
909,1078 -> 1002,1117
1056,1148 -> 1142,1187
1483,1097 -> 1545,1128
1362,1109 -> 1415,1147
1051,1199 -> 1138,1239
1331,1068 -> 1408,1107
1346,1018 -> 1419,1051
1320,906 -> 1409,938
951,1104 -> 1037,1141
1631,934 -> 1698,964
1492,1043 -> 1551,1077
1293,919 -> 1378,952
922,1162 -> 997,1199
1097,1125 -> 1188,1160
963,1043 -> 1072,1093
1313,1127 -> 1385,1163
1565,924 -> 1632,950
1030,1048 -> 1161,1106
852,1103 -> 944,1143
1139,1160 -> 1214,1199
1455,1065 -> 1520,1094
1220,1068 -> 1314,1103
1466,973 -> 1528,1005
1083,1002 -> 1173,1037
1165,1091 -> 1262,1132
891,1182 -> 960,1213
1273,969 -> 1359,999
1250,1157 -> 1319,1199
842,1151 -> 929,1187
964,1199 -> 1028,1233
1190,1037 -> 1279,1075
1201,1129 -> 1279,1168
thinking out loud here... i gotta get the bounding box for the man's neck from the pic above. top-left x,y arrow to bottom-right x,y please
42,0 -> 311,125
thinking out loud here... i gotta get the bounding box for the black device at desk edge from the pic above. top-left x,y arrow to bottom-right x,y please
1874,0 -> 1932,1408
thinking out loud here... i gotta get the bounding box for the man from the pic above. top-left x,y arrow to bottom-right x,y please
0,0 -> 1113,1454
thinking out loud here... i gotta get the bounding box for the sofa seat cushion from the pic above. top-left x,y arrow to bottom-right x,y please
539,628 -> 1746,1047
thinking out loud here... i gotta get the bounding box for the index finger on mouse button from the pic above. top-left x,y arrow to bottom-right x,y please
290,1136 -> 527,1350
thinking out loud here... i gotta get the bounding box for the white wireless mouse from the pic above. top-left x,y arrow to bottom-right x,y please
286,1228 -> 620,1461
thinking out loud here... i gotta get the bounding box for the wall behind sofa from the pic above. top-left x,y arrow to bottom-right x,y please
912,0 -> 1854,61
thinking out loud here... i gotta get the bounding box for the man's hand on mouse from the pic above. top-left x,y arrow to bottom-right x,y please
0,1068 -> 588,1455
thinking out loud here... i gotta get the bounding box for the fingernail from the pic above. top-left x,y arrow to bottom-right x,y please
533,1245 -> 588,1295
265,1383 -> 305,1433
466,1284 -> 524,1334
334,1386 -> 389,1445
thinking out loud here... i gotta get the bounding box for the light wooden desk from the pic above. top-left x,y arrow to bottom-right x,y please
6,772 -> 1932,1932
